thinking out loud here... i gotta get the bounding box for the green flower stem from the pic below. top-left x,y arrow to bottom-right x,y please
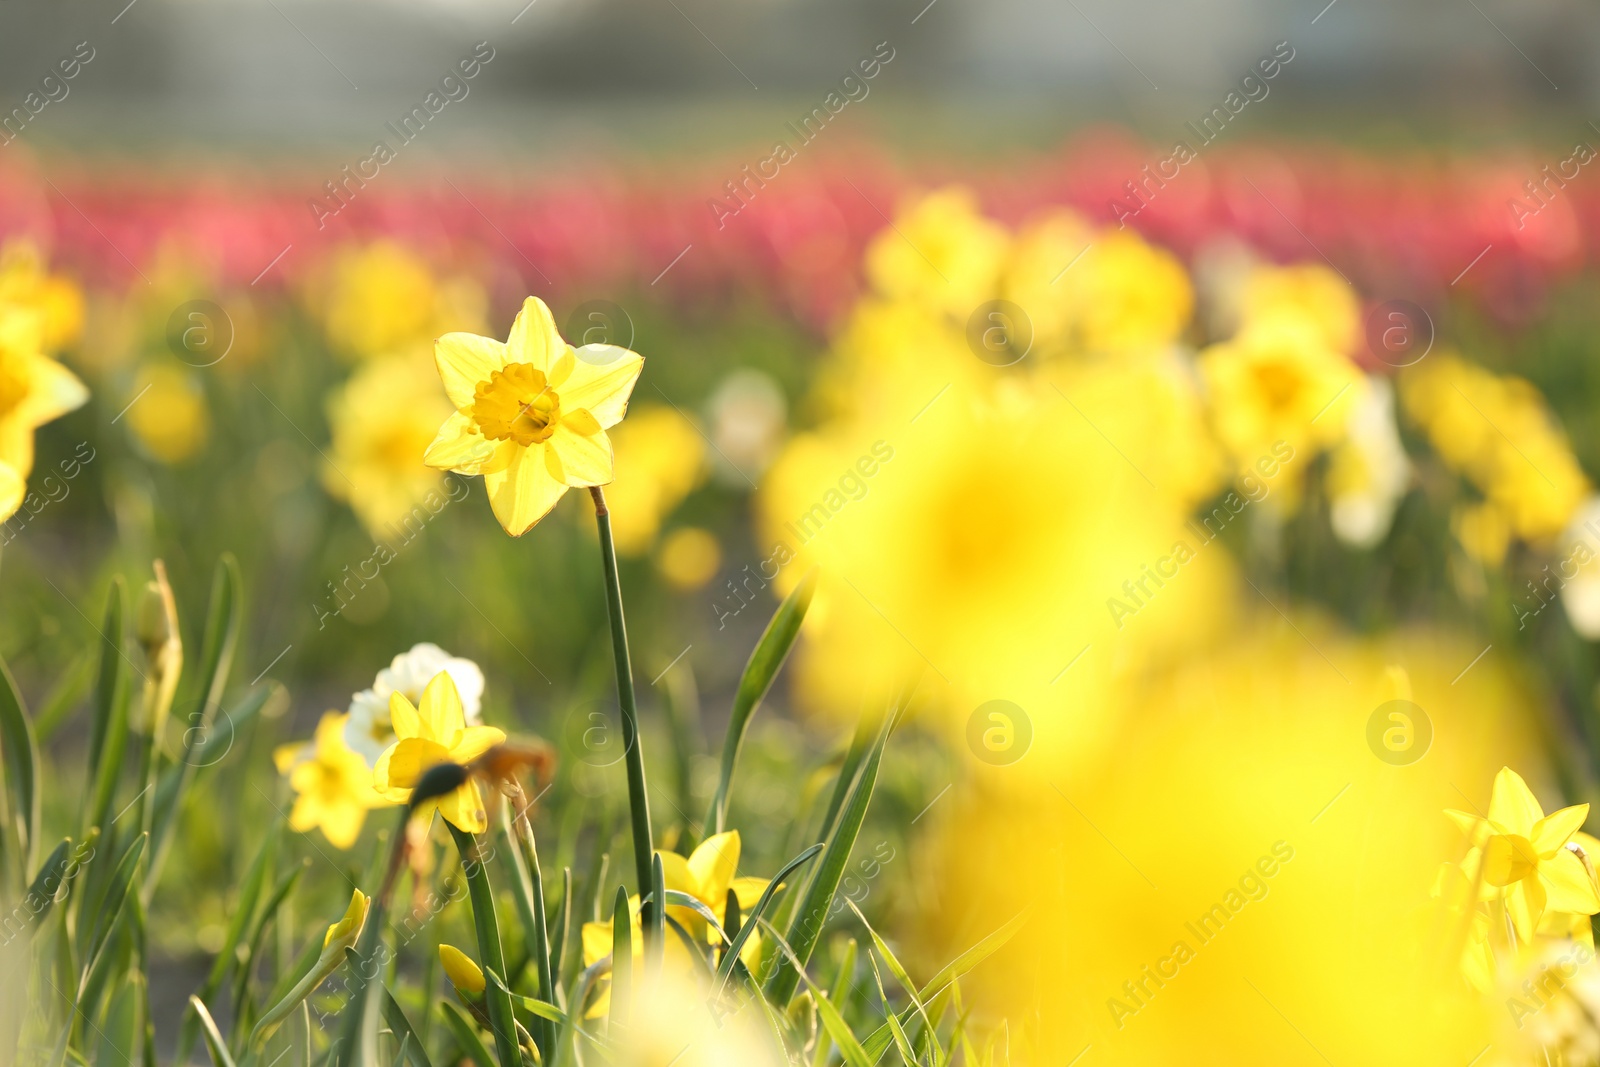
588,487 -> 655,929
449,823 -> 522,1067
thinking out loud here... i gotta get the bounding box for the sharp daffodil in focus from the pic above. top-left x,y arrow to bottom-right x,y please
373,670 -> 505,833
424,295 -> 644,535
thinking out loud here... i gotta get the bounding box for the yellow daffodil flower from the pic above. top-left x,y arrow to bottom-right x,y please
1447,766 -> 1600,942
1238,262 -> 1360,354
439,944 -> 486,998
125,363 -> 209,464
578,831 -> 770,1017
1199,316 -> 1363,478
274,712 -> 391,849
0,241 -> 84,351
373,671 -> 505,833
424,296 -> 644,536
864,187 -> 1009,319
1402,352 -> 1589,545
0,305 -> 88,521
323,354 -> 455,537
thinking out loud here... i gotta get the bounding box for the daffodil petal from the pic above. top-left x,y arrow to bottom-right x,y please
1543,847 -> 1600,914
547,424 -> 613,487
379,736 -> 454,791
421,671 -> 468,739
388,691 -> 423,740
1488,766 -> 1544,838
436,332 -> 507,409
450,725 -> 507,764
560,348 -> 644,429
20,357 -> 88,424
437,780 -> 489,834
581,920 -> 613,967
0,461 -> 22,523
563,408 -> 602,436
424,412 -> 496,473
689,831 -> 741,908
1508,876 -> 1546,943
659,851 -> 694,894
485,446 -> 568,536
731,877 -> 769,910
1534,804 -> 1590,856
506,297 -> 566,373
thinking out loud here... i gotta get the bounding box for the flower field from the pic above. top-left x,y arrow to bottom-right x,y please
5,127 -> 1600,1067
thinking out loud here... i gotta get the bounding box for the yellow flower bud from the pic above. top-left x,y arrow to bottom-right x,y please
323,888 -> 369,952
131,561 -> 182,736
439,943 -> 486,997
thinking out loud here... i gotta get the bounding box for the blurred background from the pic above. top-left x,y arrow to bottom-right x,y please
6,0 -> 1600,1063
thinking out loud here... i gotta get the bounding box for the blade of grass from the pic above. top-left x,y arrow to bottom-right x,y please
0,650 -> 42,877
448,824 -> 520,1067
859,908 -> 1032,1063
712,843 -> 823,995
437,1002 -> 495,1067
809,938 -> 857,1067
381,989 -> 434,1067
505,791 -> 556,1060
177,820 -> 282,1065
758,920 -> 872,1067
645,854 -> 665,979
767,697 -> 899,1004
549,866 -> 572,991
607,885 -> 631,1034
704,569 -> 816,836
23,837 -> 76,937
84,580 -> 129,839
148,554 -> 242,890
190,996 -> 239,1067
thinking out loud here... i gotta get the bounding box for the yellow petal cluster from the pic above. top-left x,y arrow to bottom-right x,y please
312,240 -> 487,361
322,353 -> 455,536
0,242 -> 88,521
274,712 -> 391,849
1402,351 -> 1590,548
580,831 -> 769,1018
372,671 -> 505,833
425,296 -> 644,536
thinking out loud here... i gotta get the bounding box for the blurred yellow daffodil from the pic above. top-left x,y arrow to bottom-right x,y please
1447,767 -> 1600,943
323,353 -> 454,537
373,671 -> 505,833
425,296 -> 644,536
274,712 -> 391,849
0,306 -> 88,520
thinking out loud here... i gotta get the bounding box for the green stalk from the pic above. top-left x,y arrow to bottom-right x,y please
508,787 -> 557,1060
588,488 -> 654,929
448,824 -> 521,1067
